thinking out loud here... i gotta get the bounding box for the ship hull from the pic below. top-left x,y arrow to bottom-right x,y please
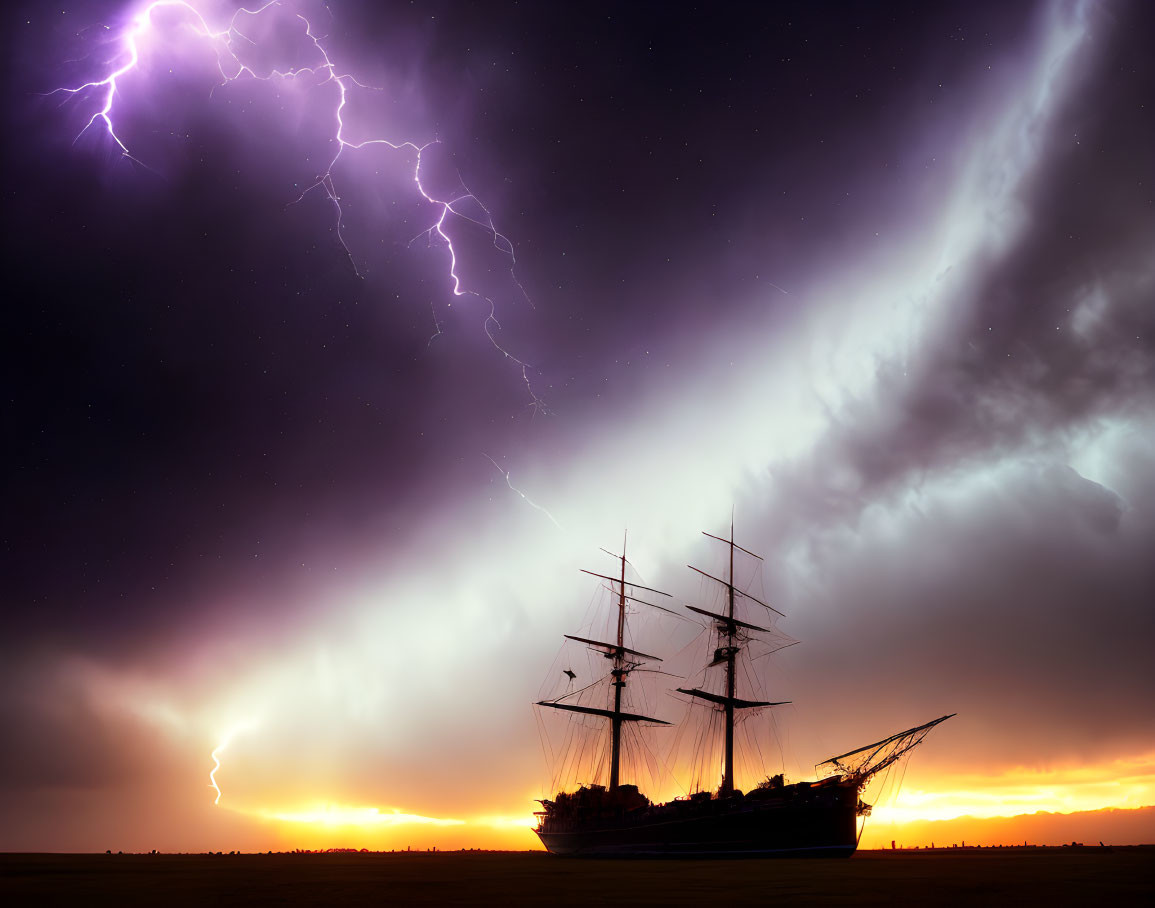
537,786 -> 860,858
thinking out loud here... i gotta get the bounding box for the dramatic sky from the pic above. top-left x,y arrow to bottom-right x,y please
3,0 -> 1152,851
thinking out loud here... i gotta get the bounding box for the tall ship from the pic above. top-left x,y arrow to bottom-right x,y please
534,525 -> 953,857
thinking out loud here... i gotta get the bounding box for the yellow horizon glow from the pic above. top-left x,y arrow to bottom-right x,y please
869,752 -> 1155,824
240,804 -> 465,827
207,801 -> 544,852
227,801 -> 541,833
206,752 -> 1154,851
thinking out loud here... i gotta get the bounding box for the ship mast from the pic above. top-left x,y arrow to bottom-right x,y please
678,520 -> 789,796
536,533 -> 672,792
610,532 -> 627,790
724,518 -> 736,794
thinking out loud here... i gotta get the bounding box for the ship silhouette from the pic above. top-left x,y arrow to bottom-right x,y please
534,524 -> 953,857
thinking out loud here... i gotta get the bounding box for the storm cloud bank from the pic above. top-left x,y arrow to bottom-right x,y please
1,0 -> 1151,850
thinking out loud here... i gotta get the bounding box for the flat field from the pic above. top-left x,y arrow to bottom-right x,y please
3,847 -> 1152,906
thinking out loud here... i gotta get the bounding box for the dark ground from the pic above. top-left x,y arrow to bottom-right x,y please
2,847 -> 1153,906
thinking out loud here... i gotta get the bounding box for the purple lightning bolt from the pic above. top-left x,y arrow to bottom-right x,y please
49,0 -> 545,411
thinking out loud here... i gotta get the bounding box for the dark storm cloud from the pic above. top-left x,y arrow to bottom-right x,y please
738,0 -> 1155,762
907,2 -> 1155,457
1,0 -> 1059,656
0,655 -> 175,791
1,0 -> 1151,851
755,0 -> 1153,529
782,447 -> 1155,762
3,0 -> 542,655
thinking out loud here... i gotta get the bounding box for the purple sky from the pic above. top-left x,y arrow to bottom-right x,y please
2,0 -> 1152,850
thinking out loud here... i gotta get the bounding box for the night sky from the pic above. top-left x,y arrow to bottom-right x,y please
3,0 -> 1153,851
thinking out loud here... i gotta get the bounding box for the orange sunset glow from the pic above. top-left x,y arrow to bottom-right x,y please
188,754 -> 1155,854
182,748 -> 1155,853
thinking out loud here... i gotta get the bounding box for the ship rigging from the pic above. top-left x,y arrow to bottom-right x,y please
533,525 -> 954,857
